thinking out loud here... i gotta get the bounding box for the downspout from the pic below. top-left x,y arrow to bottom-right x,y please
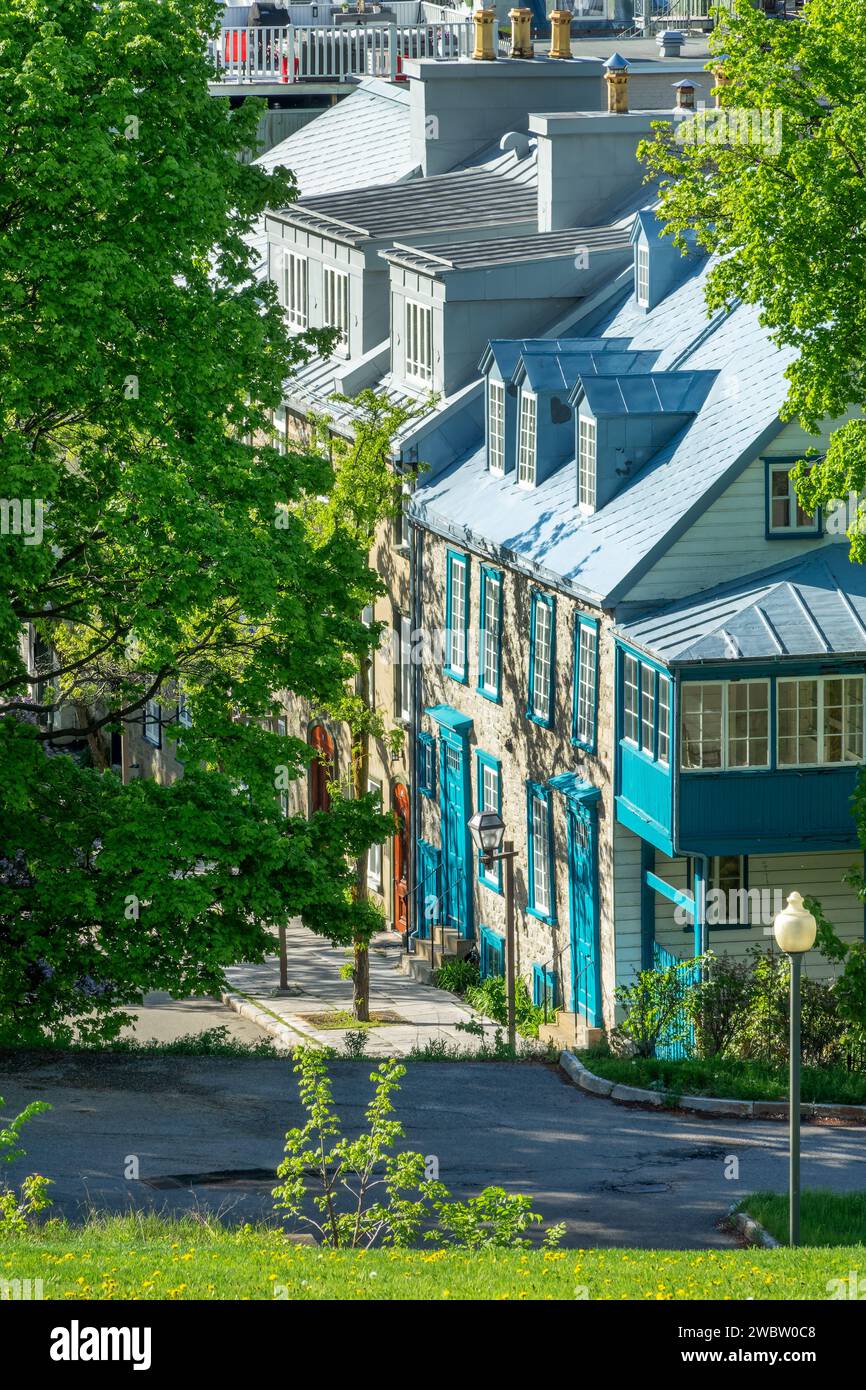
408,509 -> 422,955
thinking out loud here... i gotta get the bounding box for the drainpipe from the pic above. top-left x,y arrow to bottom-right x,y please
407,510 -> 422,955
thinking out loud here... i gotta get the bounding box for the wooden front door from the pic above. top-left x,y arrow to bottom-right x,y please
308,724 -> 334,814
392,782 -> 410,933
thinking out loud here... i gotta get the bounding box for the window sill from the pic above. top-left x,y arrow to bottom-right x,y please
526,906 -> 557,927
571,734 -> 596,755
444,667 -> 469,687
478,874 -> 503,896
526,710 -> 554,731
477,684 -> 502,705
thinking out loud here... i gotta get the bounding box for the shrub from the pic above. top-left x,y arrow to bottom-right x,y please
272,1048 -> 564,1249
0,1095 -> 52,1232
464,975 -> 545,1039
614,958 -> 700,1059
433,957 -> 480,996
688,951 -> 754,1058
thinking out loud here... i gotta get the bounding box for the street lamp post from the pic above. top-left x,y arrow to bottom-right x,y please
772,890 -> 817,1247
467,810 -> 518,1051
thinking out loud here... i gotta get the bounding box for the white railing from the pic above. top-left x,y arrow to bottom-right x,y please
210,22 -> 472,81
632,0 -> 722,21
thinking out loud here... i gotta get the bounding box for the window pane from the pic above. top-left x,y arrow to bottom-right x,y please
680,684 -> 722,769
576,623 -> 597,745
623,654 -> 639,744
531,794 -> 550,916
531,599 -> 553,719
518,394 -> 537,486
640,665 -> 655,754
488,381 -> 505,475
657,676 -> 670,764
727,681 -> 769,768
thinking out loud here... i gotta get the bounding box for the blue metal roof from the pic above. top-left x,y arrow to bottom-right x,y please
575,369 -> 714,417
617,545 -> 866,665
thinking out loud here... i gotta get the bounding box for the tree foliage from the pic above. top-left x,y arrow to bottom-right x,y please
639,0 -> 866,550
0,0 -> 391,1041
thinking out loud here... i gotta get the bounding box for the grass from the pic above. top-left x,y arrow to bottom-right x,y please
300,1011 -> 394,1030
0,1027 -> 288,1061
577,1050 -> 866,1106
739,1191 -> 866,1248
0,1214 -> 863,1300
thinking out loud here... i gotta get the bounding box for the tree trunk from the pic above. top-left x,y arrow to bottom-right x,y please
353,937 -> 370,1023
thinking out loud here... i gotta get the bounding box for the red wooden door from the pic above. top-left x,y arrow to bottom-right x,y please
392,783 -> 410,933
308,725 -> 334,814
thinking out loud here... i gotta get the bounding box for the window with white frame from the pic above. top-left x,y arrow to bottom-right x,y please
777,675 -> 864,767
517,392 -> 537,486
323,266 -> 350,354
488,379 -> 505,476
445,552 -> 468,680
367,779 -> 382,888
477,753 -> 502,890
768,461 -> 819,534
479,567 -> 502,698
578,415 -> 596,511
529,787 -> 552,918
640,664 -> 656,754
623,653 -> 639,745
574,619 -> 597,748
405,300 -> 433,384
284,252 -> 308,329
636,240 -> 650,306
396,613 -> 412,721
657,674 -> 671,766
680,680 -> 770,770
143,699 -> 161,747
177,691 -> 192,729
529,594 -> 554,724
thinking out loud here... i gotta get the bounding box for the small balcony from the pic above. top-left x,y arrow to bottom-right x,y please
209,18 -> 471,85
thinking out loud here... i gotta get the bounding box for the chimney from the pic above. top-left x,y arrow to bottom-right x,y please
508,7 -> 533,59
673,79 -> 696,112
472,8 -> 497,61
549,10 -> 572,60
603,52 -> 629,115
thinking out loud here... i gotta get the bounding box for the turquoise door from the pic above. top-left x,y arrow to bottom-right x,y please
568,800 -> 601,1025
440,738 -> 466,930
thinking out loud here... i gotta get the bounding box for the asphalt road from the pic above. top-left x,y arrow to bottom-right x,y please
1,1055 -> 864,1248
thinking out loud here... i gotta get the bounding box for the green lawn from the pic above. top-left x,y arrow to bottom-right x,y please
0,1216 -> 864,1299
577,1051 -> 866,1106
740,1191 -> 866,1247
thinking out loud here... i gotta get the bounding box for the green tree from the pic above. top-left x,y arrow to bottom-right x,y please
639,0 -> 866,540
0,0 -> 391,1042
300,391 -> 425,1020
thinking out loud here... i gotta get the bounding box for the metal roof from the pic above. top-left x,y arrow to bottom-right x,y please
575,369 -> 714,417
409,254 -> 798,607
382,224 -> 632,274
275,169 -> 537,245
617,545 -> 866,665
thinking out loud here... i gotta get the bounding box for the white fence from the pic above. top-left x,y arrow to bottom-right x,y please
210,22 -> 472,81
632,0 -> 723,22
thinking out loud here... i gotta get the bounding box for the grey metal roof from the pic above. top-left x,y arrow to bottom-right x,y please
245,79 -> 416,273
382,224 -> 632,274
274,169 -> 537,245
617,545 -> 866,665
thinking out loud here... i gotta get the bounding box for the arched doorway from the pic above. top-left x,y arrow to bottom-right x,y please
308,724 -> 335,814
392,782 -> 410,934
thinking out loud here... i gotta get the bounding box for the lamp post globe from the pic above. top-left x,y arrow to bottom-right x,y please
773,891 -> 817,956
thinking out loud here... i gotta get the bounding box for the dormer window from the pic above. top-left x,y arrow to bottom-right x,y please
635,239 -> 650,307
488,380 -> 505,476
323,266 -> 350,356
517,391 -> 537,487
578,415 -> 596,511
284,252 -> 308,329
406,300 -> 433,385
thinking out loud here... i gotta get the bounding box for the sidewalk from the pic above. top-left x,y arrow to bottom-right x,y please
224,921 -> 503,1056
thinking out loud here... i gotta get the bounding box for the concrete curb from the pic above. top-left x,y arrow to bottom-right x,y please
727,1204 -> 779,1249
221,990 -> 316,1049
558,1050 -> 866,1123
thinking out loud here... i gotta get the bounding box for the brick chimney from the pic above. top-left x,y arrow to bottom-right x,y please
603,52 -> 629,115
472,8 -> 497,61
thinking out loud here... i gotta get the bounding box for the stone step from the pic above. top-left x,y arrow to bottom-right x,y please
538,1011 -> 605,1052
